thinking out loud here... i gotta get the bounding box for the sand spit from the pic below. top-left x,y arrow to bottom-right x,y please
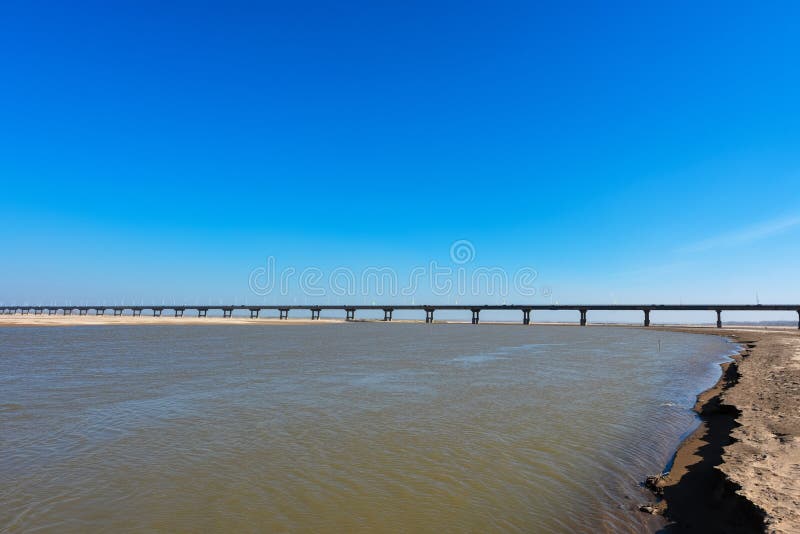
0,315 -> 346,326
646,327 -> 799,533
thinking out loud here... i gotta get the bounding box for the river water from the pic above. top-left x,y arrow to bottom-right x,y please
0,324 -> 735,533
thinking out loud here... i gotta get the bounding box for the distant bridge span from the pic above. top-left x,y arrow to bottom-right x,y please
2,304 -> 799,328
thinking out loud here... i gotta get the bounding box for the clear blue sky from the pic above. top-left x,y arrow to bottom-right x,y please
2,1 -> 799,319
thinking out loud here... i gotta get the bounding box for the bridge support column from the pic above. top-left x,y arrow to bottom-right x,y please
96,309 -> 105,316
643,309 -> 650,327
48,309 -> 55,315
383,309 -> 393,322
279,308 -> 289,320
132,309 -> 141,317
471,309 -> 480,324
198,309 -> 207,317
345,308 -> 355,321
522,309 -> 531,325
716,309 -> 722,328
797,310 -> 800,329
65,309 -> 72,315
175,309 -> 183,317
223,308 -> 233,318
34,309 -> 42,315
580,309 -> 587,326
249,309 -> 259,319
425,308 -> 434,324
311,308 -> 321,320
153,309 -> 162,317
79,309 -> 87,316
114,309 -> 122,316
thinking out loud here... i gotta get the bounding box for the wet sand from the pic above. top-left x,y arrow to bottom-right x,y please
2,315 -> 797,532
648,326 -> 800,533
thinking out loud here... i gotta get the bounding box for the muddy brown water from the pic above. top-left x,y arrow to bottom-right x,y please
0,324 -> 736,532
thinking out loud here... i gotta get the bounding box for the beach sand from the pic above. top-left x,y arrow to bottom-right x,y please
2,316 -> 797,531
646,326 -> 800,533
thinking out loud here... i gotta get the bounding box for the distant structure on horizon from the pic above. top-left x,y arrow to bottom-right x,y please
3,303 -> 799,328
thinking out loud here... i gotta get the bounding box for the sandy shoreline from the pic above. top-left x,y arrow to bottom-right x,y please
2,316 -> 796,531
645,326 -> 800,533
0,315 -> 797,329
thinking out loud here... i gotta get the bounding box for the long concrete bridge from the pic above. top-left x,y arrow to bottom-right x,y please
2,304 -> 799,328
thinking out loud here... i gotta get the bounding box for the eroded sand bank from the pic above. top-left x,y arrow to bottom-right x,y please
647,327 -> 800,533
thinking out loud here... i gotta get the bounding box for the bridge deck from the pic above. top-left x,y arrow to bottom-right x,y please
2,304 -> 799,327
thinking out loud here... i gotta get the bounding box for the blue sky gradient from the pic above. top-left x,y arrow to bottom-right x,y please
2,1 -> 799,319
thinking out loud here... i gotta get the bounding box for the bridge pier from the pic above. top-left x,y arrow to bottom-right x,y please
65,309 -> 72,315
198,309 -> 207,317
425,308 -> 434,324
48,309 -> 55,315
279,308 -> 289,320
716,309 -> 722,328
223,308 -> 233,318
249,309 -> 259,319
311,308 -> 321,320
34,309 -> 42,315
643,309 -> 650,327
383,308 -> 393,322
96,309 -> 105,316
580,309 -> 587,326
471,309 -> 480,324
522,309 -> 531,325
132,309 -> 141,317
153,309 -> 162,317
175,309 -> 183,317
345,308 -> 355,321
797,310 -> 800,329
79,309 -> 87,316
114,309 -> 123,316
